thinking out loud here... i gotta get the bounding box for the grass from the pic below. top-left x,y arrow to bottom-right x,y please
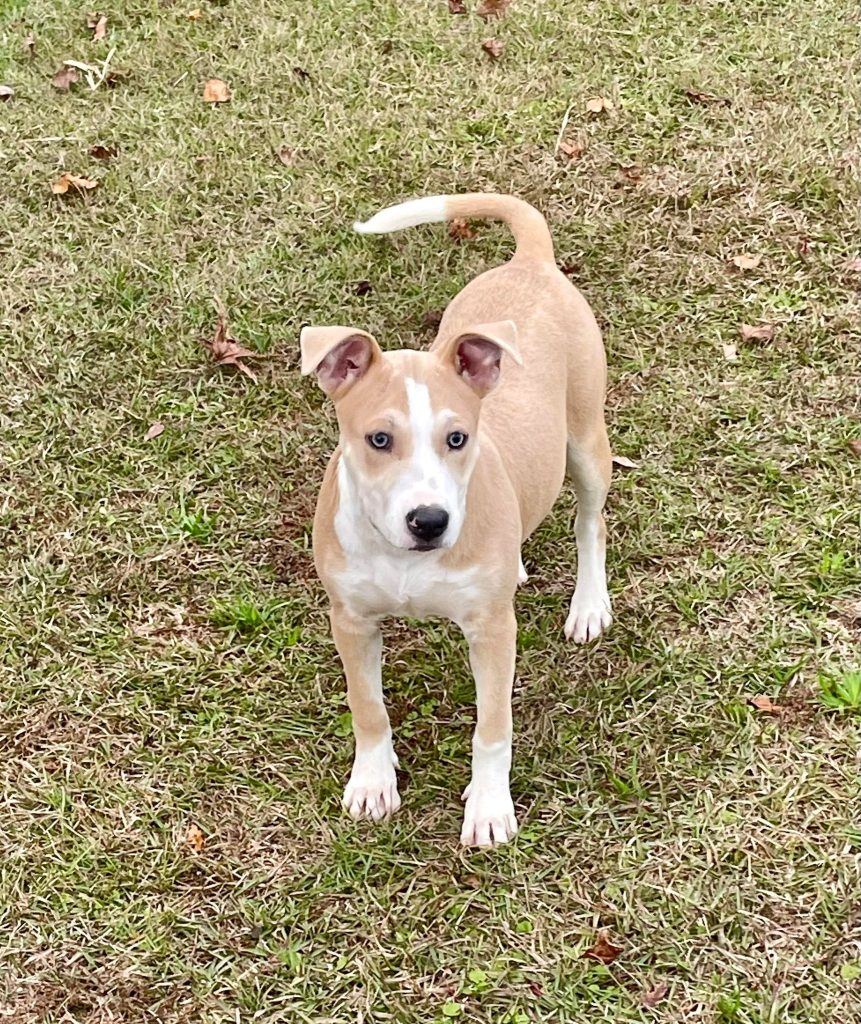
1,0 -> 859,1020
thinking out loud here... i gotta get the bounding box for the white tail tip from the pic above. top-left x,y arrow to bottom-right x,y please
353,196 -> 447,235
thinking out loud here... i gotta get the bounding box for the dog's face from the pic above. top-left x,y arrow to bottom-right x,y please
301,322 -> 521,552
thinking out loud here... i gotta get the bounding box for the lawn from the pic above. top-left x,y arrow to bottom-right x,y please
1,0 -> 860,1021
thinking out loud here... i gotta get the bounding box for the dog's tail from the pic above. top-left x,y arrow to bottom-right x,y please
353,193 -> 554,263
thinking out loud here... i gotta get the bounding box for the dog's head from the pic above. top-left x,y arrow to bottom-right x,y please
300,321 -> 521,552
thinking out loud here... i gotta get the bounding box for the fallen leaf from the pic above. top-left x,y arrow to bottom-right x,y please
0,85 -> 13,101
847,439 -> 861,458
88,143 -> 117,159
618,164 -> 644,182
187,7 -> 203,18
477,0 -> 511,18
202,303 -> 268,382
353,280 -> 373,296
51,173 -> 98,195
740,323 -> 775,342
730,253 -> 761,270
642,982 -> 669,1007
558,139 -> 585,161
203,78 -> 231,103
144,421 -> 165,441
558,261 -> 580,276
722,342 -> 738,362
528,982 -> 544,997
749,694 -> 781,714
51,65 -> 79,91
448,218 -> 475,241
612,454 -> 638,469
684,88 -> 730,106
276,144 -> 296,166
584,929 -> 622,965
104,68 -> 130,87
844,256 -> 861,272
23,32 -> 36,58
185,823 -> 205,853
293,66 -> 312,82
447,0 -> 467,12
481,38 -> 504,60
89,13 -> 108,41
585,95 -> 614,114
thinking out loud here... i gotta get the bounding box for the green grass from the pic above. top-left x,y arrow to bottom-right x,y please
1,0 -> 860,1021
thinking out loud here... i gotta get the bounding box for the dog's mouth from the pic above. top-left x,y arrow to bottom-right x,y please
410,542 -> 440,553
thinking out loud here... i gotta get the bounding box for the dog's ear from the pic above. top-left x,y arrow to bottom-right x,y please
439,320 -> 522,398
300,326 -> 382,397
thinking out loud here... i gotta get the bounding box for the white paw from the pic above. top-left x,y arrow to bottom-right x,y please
343,742 -> 401,822
564,589 -> 612,642
460,784 -> 518,847
517,557 -> 528,586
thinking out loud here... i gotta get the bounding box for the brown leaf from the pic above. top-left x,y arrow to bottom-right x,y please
730,253 -> 761,270
481,38 -> 504,60
90,14 -> 108,41
528,981 -> 544,997
448,218 -> 475,241
88,144 -> 117,160
104,68 -> 130,87
276,144 -> 296,166
447,0 -> 467,12
185,823 -> 205,853
684,88 -> 730,106
23,31 -> 36,57
202,304 -> 268,382
844,256 -> 861,272
353,280 -> 373,296
749,694 -> 781,714
584,929 -> 622,965
585,95 -> 614,114
293,66 -> 312,82
477,0 -> 512,19
144,421 -> 165,441
203,78 -> 231,103
0,85 -> 13,101
558,139 -> 585,161
847,439 -> 861,458
618,164 -> 644,182
611,454 -> 638,469
558,261 -> 580,276
51,65 -> 79,91
740,323 -> 775,342
187,7 -> 203,19
642,982 -> 669,1007
722,342 -> 738,362
51,173 -> 98,195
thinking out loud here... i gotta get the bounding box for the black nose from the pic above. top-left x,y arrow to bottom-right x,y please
406,505 -> 449,543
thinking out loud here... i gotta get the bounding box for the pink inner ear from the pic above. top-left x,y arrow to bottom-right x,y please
318,335 -> 371,393
456,336 -> 502,392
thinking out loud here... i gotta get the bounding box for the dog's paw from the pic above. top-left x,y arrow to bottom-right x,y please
564,589 -> 612,643
517,557 -> 528,586
460,784 -> 518,847
343,743 -> 401,822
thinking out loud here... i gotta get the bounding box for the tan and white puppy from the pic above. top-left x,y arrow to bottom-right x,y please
301,193 -> 612,847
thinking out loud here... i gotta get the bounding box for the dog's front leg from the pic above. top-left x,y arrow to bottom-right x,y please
330,605 -> 400,821
460,603 -> 518,847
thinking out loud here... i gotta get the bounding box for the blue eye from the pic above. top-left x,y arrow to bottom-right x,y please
367,431 -> 393,451
447,431 -> 468,450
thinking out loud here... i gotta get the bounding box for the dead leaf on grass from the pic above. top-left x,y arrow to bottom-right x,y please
203,78 -> 231,103
618,164 -> 644,182
641,981 -> 669,1007
558,139 -> 585,161
51,65 -> 79,91
353,280 -> 373,296
730,253 -> 761,270
185,823 -> 205,853
478,0 -> 512,19
722,342 -> 738,362
88,13 -> 108,41
684,87 -> 730,106
481,38 -> 504,60
144,421 -> 165,441
585,95 -> 614,114
276,144 -> 296,166
23,31 -> 36,57
187,8 -> 203,19
88,143 -> 117,159
740,323 -> 775,342
584,929 -> 622,965
104,68 -> 130,87
448,218 -> 475,241
847,439 -> 861,458
749,694 -> 782,714
611,454 -> 638,469
293,66 -> 312,82
559,261 -> 580,276
0,85 -> 13,101
202,303 -> 268,382
51,172 -> 98,194
447,0 -> 467,12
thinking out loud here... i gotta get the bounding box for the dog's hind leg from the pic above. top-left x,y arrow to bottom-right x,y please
564,430 -> 612,642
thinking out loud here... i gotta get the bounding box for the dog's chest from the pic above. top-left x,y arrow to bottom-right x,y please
334,552 -> 481,620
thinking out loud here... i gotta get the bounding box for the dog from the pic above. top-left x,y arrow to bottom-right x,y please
300,193 -> 611,846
